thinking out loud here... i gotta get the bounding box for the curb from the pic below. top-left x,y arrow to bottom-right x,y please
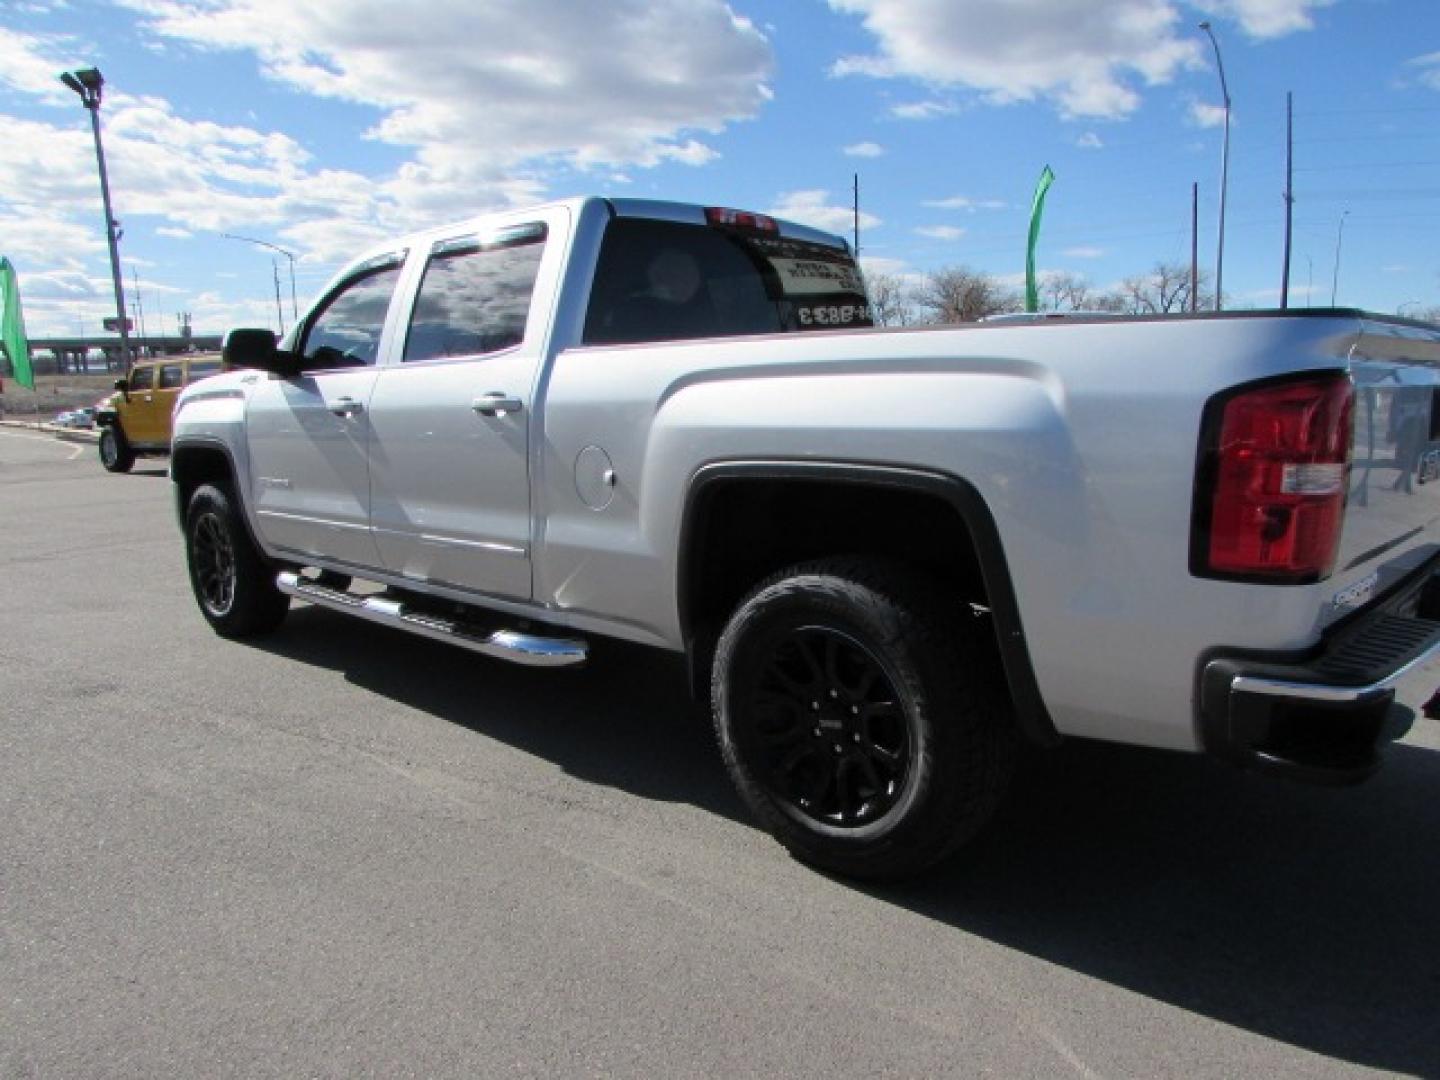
0,419 -> 102,444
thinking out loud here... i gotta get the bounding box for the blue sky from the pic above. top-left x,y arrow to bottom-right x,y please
1,0 -> 1437,338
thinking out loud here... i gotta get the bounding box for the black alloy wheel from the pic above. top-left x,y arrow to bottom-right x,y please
184,483 -> 290,638
745,625 -> 911,828
192,510 -> 237,617
712,557 -> 1016,880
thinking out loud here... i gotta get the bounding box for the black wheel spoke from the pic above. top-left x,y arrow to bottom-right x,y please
742,624 -> 911,830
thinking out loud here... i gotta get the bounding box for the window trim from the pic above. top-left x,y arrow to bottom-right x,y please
295,255 -> 407,375
400,222 -> 548,366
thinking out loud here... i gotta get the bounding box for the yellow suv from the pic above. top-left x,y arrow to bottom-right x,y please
97,355 -> 225,473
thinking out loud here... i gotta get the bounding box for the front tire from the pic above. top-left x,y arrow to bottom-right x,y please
184,483 -> 290,638
98,426 -> 135,473
712,558 -> 1015,880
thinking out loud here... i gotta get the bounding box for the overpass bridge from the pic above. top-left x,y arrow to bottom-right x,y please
20,334 -> 224,374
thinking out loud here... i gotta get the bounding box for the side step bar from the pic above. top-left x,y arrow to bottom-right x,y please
276,571 -> 587,668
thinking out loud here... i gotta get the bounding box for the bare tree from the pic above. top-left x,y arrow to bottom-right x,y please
1104,261 -> 1210,314
1039,271 -> 1095,312
865,272 -> 916,327
913,266 -> 1021,324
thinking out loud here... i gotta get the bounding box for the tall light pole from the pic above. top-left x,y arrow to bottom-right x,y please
1330,210 -> 1350,306
222,233 -> 299,322
1199,22 -> 1231,312
59,67 -> 131,371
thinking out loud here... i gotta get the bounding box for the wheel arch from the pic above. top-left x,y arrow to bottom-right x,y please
171,438 -> 268,557
677,461 -> 1059,748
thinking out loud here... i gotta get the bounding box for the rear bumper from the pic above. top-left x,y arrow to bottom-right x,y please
1200,561 -> 1440,784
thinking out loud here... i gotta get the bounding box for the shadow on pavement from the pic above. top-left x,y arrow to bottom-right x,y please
259,607 -> 743,822
260,607 -> 1440,1073
875,739 -> 1440,1075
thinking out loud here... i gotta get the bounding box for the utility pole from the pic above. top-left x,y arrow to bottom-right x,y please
130,265 -> 149,354
852,173 -> 860,258
1190,182 -> 1199,313
1199,23 -> 1231,312
222,233 -> 299,321
1280,91 -> 1294,309
270,259 -> 285,337
59,68 -> 131,372
1330,210 -> 1350,306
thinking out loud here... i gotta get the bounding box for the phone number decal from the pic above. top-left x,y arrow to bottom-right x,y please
796,303 -> 873,328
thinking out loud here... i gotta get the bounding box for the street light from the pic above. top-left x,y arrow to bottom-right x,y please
1330,210 -> 1350,306
222,233 -> 299,323
1199,22 -> 1231,312
59,66 -> 132,371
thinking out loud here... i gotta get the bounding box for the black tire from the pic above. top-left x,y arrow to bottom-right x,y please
712,557 -> 1016,880
98,425 -> 135,473
184,483 -> 290,638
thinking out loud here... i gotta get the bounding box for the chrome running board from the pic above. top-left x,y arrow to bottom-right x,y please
276,571 -> 587,668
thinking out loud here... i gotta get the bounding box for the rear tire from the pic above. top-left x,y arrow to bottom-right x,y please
98,426 -> 135,473
712,557 -> 1015,880
184,483 -> 289,638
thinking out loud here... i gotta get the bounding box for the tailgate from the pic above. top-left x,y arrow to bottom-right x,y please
1329,317 -> 1440,623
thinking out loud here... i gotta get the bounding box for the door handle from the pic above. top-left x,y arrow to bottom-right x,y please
472,393 -> 523,418
327,397 -> 365,418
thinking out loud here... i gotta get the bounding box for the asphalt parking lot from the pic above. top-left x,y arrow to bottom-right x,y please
3,429 -> 1440,1078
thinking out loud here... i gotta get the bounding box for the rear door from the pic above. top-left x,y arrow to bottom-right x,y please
245,255 -> 406,568
154,361 -> 185,442
366,212 -> 562,600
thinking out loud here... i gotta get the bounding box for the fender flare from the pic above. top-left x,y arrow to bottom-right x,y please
678,460 -> 1060,748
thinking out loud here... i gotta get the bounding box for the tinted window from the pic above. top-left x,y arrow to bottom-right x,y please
127,366 -> 154,391
583,218 -> 872,346
403,227 -> 546,363
158,364 -> 184,389
300,265 -> 403,371
187,359 -> 222,382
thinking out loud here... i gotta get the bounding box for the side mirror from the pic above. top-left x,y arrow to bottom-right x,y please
113,378 -> 128,393
223,327 -> 300,378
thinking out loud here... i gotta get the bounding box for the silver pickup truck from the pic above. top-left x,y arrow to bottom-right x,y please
173,196 -> 1440,879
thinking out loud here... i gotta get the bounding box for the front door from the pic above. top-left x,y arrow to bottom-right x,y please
245,259 -> 405,569
367,222 -> 552,600
121,364 -> 165,445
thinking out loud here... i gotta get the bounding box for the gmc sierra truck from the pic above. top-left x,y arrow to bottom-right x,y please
172,196 -> 1440,879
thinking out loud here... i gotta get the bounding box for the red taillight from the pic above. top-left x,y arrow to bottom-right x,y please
705,206 -> 778,234
1193,373 -> 1354,582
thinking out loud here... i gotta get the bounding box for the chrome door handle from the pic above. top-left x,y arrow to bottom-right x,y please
472,393 -> 523,418
327,397 -> 365,418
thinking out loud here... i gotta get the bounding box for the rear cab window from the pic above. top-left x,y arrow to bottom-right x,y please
583,216 -> 871,346
403,224 -> 547,363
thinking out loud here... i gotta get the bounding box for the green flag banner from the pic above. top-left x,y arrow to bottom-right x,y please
1,257 -> 34,390
1025,165 -> 1055,314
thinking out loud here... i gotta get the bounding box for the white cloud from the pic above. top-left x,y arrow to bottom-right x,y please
829,0 -> 1211,119
922,195 -> 1007,211
915,225 -> 965,241
2,4 -> 778,332
843,141 -> 885,157
1410,51 -> 1440,92
890,100 -> 960,120
0,27 -> 82,102
1076,131 -> 1104,149
1195,0 -> 1333,38
120,0 -> 771,177
768,189 -> 880,235
1189,100 -> 1228,128
156,226 -> 193,239
1062,246 -> 1106,258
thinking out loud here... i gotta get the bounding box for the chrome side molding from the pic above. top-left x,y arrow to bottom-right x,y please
276,571 -> 587,668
